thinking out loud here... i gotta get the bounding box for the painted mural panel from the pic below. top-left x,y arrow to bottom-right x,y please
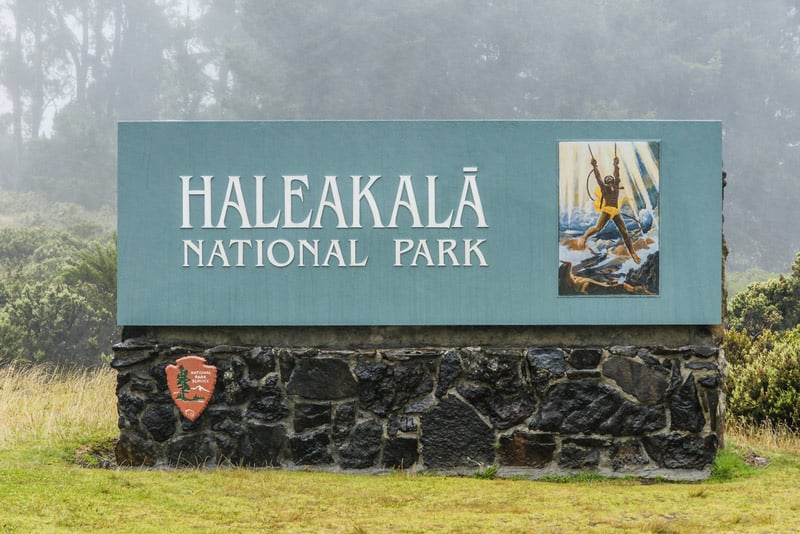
558,141 -> 660,296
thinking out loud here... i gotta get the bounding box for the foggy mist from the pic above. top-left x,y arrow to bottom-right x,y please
1,0 -> 798,273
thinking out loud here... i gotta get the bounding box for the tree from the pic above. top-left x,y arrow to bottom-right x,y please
62,233 -> 116,313
0,0 -> 70,186
176,365 -> 191,400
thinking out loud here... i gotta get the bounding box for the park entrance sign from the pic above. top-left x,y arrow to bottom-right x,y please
114,120 -> 726,477
118,120 -> 721,326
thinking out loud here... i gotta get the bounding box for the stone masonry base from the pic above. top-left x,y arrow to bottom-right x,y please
112,329 -> 725,480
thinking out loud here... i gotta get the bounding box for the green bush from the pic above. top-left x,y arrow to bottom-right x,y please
0,280 -> 115,367
0,227 -> 117,367
727,326 -> 800,429
726,253 -> 800,336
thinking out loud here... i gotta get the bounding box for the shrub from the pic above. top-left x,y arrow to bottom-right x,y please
0,280 -> 115,367
0,226 -> 117,367
726,253 -> 800,336
727,326 -> 800,429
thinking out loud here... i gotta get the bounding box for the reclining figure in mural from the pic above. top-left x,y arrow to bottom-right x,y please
576,156 -> 641,264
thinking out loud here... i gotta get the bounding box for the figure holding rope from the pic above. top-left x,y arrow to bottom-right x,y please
576,147 -> 641,264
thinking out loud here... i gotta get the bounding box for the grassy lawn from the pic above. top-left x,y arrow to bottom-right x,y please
2,366 -> 799,533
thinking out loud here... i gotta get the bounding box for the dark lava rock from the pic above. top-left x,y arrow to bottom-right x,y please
167,433 -> 216,466
559,438 -> 609,469
247,422 -> 286,466
420,397 -> 495,468
278,349 -> 296,383
244,347 -> 275,381
686,362 -> 717,371
642,433 -> 718,469
290,428 -> 333,465
287,357 -> 357,400
332,402 -> 357,445
216,358 -> 249,404
387,415 -> 417,436
436,350 -> 462,398
339,419 -> 383,469
497,432 -> 556,468
129,370 -> 157,394
142,404 -> 177,442
526,348 -> 566,383
532,381 -> 622,434
383,437 -> 419,469
690,346 -> 718,358
463,351 -> 523,392
118,390 -> 145,426
597,401 -> 667,436
610,440 -> 650,471
149,362 -> 170,393
355,360 -> 433,417
245,375 -> 288,423
115,431 -> 157,466
110,348 -> 157,369
698,375 -> 719,388
457,383 -> 537,429
670,376 -> 705,432
294,403 -> 332,433
212,417 -> 246,439
603,356 -> 668,404
568,348 -> 603,369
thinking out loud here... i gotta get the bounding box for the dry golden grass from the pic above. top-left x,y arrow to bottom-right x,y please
726,418 -> 800,455
0,364 -> 117,447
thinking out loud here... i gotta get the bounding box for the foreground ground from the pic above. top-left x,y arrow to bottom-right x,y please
1,366 -> 799,533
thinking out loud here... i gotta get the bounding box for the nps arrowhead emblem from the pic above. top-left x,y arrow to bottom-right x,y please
165,355 -> 217,421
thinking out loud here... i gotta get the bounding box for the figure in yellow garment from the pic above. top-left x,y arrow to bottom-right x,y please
577,156 -> 641,264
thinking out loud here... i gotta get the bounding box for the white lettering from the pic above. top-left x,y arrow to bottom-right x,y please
230,239 -> 252,267
411,239 -> 435,267
313,176 -> 348,228
426,176 -> 453,228
388,175 -> 423,228
254,176 -> 280,228
393,238 -> 488,267
183,239 -> 204,267
349,239 -> 368,267
438,239 -> 459,266
256,240 -> 265,266
394,239 -> 415,266
217,176 -> 252,229
267,239 -> 295,267
463,238 -> 488,266
208,240 -> 230,267
351,175 -> 384,228
299,239 -> 320,267
323,240 -> 346,267
283,175 -> 313,228
180,176 -> 214,229
454,169 -> 488,228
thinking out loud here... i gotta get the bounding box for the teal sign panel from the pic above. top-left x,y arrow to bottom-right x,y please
118,121 -> 722,326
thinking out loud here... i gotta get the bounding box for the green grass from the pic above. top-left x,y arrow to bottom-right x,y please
708,445 -> 760,483
2,366 -> 800,532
